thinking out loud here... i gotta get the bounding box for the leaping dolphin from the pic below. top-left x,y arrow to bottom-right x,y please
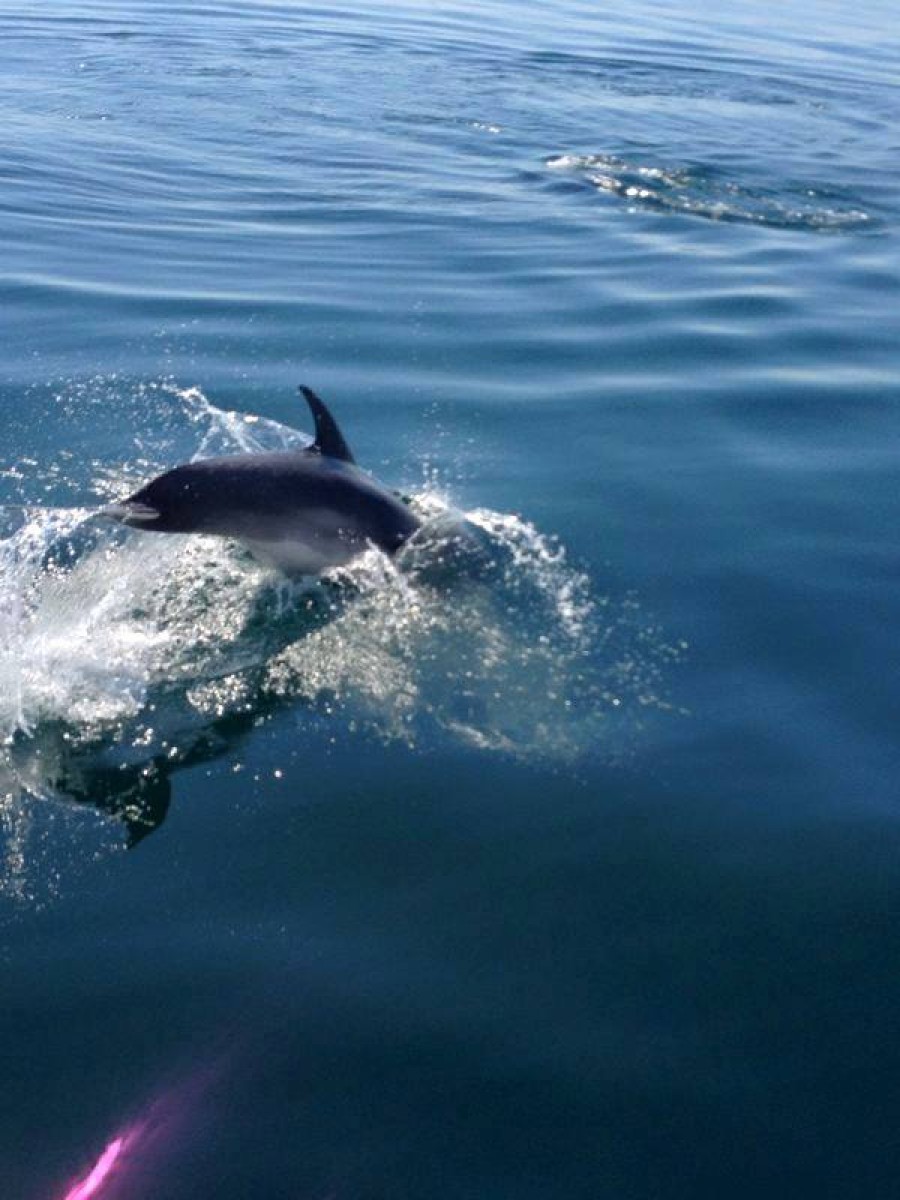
103,386 -> 421,575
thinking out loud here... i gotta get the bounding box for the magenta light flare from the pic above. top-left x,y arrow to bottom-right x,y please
55,1055 -> 228,1200
60,1130 -> 138,1200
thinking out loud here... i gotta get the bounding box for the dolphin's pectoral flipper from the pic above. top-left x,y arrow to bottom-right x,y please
299,385 -> 356,464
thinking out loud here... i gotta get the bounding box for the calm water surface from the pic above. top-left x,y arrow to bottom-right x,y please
2,1 -> 899,1196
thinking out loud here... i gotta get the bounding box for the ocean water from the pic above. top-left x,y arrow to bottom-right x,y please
1,1 -> 899,1196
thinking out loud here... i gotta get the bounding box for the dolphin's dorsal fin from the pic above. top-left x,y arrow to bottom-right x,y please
298,385 -> 356,464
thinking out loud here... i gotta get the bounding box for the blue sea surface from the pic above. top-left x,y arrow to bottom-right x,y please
2,1 -> 899,1196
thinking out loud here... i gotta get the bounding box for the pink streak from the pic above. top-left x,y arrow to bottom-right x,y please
56,1053 -> 228,1200
62,1135 -> 127,1200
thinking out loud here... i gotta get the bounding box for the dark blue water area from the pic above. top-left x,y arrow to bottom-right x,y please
2,1 -> 900,1197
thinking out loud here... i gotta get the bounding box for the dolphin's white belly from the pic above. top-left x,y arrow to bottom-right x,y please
241,534 -> 359,576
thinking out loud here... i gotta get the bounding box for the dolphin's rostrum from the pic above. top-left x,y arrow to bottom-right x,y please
104,386 -> 421,575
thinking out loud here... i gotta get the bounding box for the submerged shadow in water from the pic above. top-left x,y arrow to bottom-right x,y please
46,711 -> 265,848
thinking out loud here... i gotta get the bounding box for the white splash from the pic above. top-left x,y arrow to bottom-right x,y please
0,385 -> 682,898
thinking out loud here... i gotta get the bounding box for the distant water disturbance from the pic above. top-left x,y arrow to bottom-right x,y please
546,152 -> 873,230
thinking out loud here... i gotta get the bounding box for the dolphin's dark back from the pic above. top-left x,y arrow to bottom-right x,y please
130,452 -> 418,547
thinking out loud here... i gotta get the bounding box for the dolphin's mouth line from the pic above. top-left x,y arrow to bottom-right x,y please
100,502 -> 160,525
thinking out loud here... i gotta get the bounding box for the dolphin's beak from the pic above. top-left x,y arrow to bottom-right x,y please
99,502 -> 160,527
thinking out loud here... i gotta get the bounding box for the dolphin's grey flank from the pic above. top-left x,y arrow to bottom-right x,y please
104,386 -> 421,575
